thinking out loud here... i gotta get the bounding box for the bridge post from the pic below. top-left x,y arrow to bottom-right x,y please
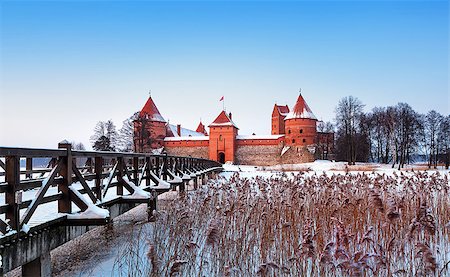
5,155 -> 20,231
95,157 -> 103,201
25,157 -> 32,179
22,251 -> 51,277
133,157 -> 139,184
147,190 -> 157,222
145,157 -> 151,186
178,158 -> 185,193
117,157 -> 124,195
58,142 -> 72,213
162,155 -> 168,181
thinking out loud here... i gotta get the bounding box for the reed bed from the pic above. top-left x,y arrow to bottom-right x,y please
145,170 -> 449,276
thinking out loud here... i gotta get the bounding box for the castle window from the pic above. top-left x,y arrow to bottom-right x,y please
288,129 -> 291,134
300,129 -> 303,134
303,139 -> 306,143
292,139 -> 295,143
219,135 -> 223,141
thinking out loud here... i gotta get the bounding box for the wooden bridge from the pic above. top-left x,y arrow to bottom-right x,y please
0,142 -> 222,276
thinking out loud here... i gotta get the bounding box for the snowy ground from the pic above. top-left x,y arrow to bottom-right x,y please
1,161 -> 449,276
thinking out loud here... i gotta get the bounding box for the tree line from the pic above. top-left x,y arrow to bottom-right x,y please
88,97 -> 449,169
334,96 -> 449,169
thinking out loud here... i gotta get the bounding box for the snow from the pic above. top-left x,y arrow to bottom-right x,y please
168,124 -> 205,137
164,136 -> 209,141
181,173 -> 191,180
67,204 -> 110,219
67,185 -> 110,219
122,176 -> 151,199
281,146 -> 290,156
236,134 -> 284,140
21,224 -> 30,234
142,113 -> 166,122
167,170 -> 183,183
208,122 -> 237,127
284,108 -> 317,120
149,171 -> 171,189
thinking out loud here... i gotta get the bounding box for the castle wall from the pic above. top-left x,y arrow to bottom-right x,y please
280,145 -> 315,164
235,145 -> 282,166
164,145 -> 209,159
235,143 -> 315,166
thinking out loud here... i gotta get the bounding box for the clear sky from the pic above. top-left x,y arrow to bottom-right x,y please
0,0 -> 448,149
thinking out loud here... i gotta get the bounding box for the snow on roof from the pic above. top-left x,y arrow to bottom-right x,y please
236,134 -> 284,140
285,94 -> 317,120
164,136 -> 209,141
209,111 -> 239,129
276,105 -> 290,117
138,97 -> 166,122
167,124 -> 205,137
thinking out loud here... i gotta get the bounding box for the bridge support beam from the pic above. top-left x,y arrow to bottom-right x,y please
22,251 -> 51,277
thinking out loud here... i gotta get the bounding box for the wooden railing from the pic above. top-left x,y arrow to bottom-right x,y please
0,143 -> 222,236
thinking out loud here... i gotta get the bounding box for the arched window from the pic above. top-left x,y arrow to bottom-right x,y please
219,135 -> 223,141
300,129 -> 303,134
288,129 -> 291,134
292,139 -> 295,143
303,139 -> 306,143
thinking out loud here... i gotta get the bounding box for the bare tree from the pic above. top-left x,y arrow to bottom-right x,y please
335,96 -> 367,164
117,112 -> 139,152
391,103 -> 422,169
437,115 -> 450,169
424,110 -> 443,168
70,141 -> 86,151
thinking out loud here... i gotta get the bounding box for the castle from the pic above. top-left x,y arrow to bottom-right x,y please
133,94 -> 334,165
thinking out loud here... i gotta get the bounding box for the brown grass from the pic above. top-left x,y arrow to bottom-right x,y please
144,170 -> 450,276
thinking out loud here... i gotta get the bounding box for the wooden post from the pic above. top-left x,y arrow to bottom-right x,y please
133,157 -> 139,184
26,157 -> 32,179
156,156 -> 160,178
162,155 -> 168,181
5,155 -> 20,231
95,157 -> 103,201
145,157 -> 151,186
117,157 -> 124,196
147,190 -> 157,222
58,142 -> 72,213
86,158 -> 93,173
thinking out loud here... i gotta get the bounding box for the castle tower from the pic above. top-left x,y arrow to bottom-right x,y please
271,104 -> 290,135
208,111 -> 238,163
284,94 -> 317,146
133,96 -> 167,152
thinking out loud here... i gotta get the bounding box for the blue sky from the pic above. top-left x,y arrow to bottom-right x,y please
0,0 -> 448,149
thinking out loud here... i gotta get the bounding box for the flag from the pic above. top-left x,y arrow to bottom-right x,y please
219,96 -> 224,101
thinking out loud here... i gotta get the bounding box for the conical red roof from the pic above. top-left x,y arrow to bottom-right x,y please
209,111 -> 238,129
285,94 -> 317,120
196,121 -> 208,135
139,97 -> 166,122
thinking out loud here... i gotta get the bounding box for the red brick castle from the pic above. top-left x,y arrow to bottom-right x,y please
133,94 -> 333,165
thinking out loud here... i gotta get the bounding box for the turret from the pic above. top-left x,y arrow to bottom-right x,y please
133,96 -> 167,152
284,94 -> 317,146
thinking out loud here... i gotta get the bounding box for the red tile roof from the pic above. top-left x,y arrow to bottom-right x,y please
196,121 -> 208,135
276,105 -> 290,116
285,94 -> 317,120
209,111 -> 238,128
139,97 -> 166,122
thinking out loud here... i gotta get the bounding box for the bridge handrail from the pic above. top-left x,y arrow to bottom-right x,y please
0,144 -> 222,237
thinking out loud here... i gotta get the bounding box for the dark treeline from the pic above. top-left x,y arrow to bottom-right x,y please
335,96 -> 450,169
